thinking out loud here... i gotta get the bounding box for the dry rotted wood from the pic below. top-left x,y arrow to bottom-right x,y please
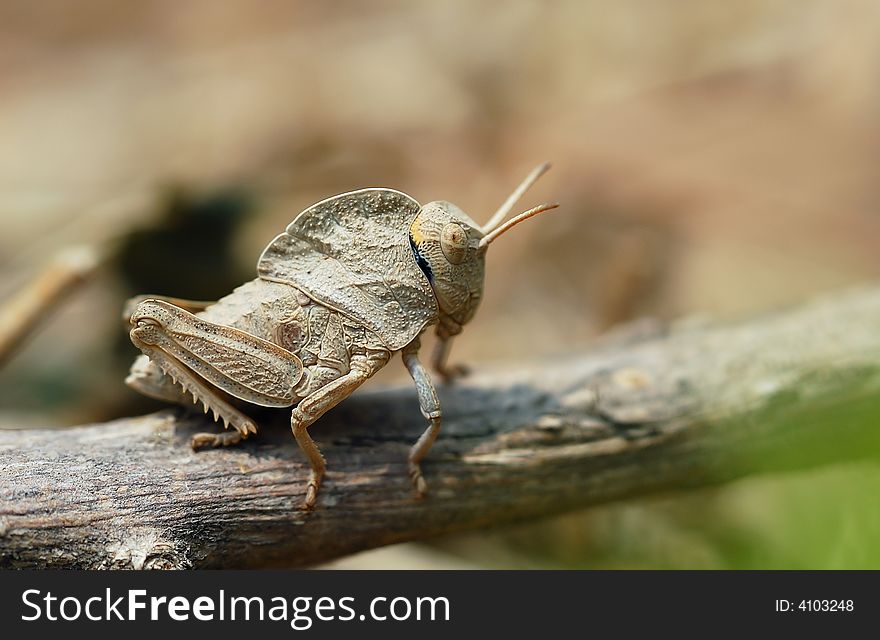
3,287 -> 880,568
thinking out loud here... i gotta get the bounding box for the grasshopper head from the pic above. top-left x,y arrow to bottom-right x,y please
409,164 -> 558,338
410,202 -> 486,337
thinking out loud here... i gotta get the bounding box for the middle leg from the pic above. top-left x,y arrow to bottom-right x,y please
292,354 -> 388,508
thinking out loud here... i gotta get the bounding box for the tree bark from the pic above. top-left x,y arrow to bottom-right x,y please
2,286 -> 880,569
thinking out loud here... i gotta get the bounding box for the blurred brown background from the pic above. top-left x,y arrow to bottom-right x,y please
1,0 -> 879,568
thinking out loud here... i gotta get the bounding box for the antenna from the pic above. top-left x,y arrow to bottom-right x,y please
478,202 -> 559,248
483,162 -> 552,234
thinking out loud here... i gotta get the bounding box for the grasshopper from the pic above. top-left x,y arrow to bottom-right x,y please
126,164 -> 557,508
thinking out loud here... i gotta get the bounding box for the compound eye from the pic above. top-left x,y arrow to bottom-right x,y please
440,222 -> 468,265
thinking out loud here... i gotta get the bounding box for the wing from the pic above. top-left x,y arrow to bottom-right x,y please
257,189 -> 438,351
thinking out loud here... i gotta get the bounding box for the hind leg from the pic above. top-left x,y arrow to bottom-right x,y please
191,429 -> 245,449
126,354 -> 190,404
122,294 -> 213,326
128,298 -> 304,450
137,341 -> 258,448
127,355 -> 248,447
124,294 -> 242,444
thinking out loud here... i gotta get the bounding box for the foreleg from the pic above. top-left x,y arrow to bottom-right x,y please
403,338 -> 442,497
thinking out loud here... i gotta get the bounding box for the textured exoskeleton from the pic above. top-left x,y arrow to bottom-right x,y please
126,165 -> 557,508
